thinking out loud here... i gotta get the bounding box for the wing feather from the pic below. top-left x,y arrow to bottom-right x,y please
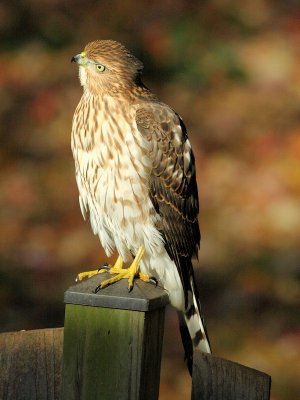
136,105 -> 200,306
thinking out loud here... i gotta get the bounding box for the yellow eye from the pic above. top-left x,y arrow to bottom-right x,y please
96,64 -> 106,72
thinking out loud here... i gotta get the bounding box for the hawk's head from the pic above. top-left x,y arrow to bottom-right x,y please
71,40 -> 144,95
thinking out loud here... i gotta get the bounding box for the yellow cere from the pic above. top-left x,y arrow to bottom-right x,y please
80,51 -> 86,58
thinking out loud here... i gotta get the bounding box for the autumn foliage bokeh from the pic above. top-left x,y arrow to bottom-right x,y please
0,1 -> 300,399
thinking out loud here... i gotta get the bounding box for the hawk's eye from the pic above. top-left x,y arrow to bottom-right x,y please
96,64 -> 106,72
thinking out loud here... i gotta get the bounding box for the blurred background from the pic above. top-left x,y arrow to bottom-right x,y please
0,1 -> 299,399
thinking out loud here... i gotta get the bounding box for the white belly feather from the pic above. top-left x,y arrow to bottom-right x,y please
72,94 -> 184,310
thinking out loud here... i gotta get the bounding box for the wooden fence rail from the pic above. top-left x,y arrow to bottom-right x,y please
0,274 -> 271,400
0,327 -> 63,400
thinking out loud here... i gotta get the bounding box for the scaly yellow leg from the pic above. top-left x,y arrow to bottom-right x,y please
76,269 -> 100,282
76,256 -> 123,282
100,246 -> 145,291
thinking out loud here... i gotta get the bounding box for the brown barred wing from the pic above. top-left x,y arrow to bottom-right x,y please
135,105 -> 200,307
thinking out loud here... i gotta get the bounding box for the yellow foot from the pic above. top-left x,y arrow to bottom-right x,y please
97,246 -> 145,292
76,256 -> 123,282
76,269 -> 101,282
139,272 -> 150,282
98,256 -> 123,274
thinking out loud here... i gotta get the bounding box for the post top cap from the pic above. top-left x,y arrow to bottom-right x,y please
64,273 -> 169,312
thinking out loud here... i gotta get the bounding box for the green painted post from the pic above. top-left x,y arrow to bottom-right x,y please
61,273 -> 169,400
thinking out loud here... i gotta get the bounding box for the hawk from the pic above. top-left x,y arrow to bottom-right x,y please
71,40 -> 211,372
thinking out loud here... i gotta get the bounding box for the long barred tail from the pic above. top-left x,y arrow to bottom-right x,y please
178,271 -> 211,375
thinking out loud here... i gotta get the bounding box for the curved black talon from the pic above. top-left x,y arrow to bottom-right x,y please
98,263 -> 109,272
128,285 -> 133,293
94,284 -> 101,293
149,276 -> 158,286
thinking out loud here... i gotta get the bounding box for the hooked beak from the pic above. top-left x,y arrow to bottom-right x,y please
71,52 -> 89,65
71,55 -> 79,63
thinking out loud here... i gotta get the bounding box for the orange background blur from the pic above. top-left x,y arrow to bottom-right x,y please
0,1 -> 299,399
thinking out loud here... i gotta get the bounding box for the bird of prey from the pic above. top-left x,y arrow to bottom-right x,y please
71,40 -> 211,372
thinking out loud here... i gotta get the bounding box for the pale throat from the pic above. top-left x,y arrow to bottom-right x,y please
79,66 -> 87,87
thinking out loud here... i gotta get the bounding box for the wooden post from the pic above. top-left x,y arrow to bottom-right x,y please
192,351 -> 271,400
0,327 -> 63,400
61,273 -> 169,400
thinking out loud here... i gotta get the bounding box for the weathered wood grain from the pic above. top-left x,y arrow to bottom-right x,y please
0,327 -> 63,400
192,351 -> 271,400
